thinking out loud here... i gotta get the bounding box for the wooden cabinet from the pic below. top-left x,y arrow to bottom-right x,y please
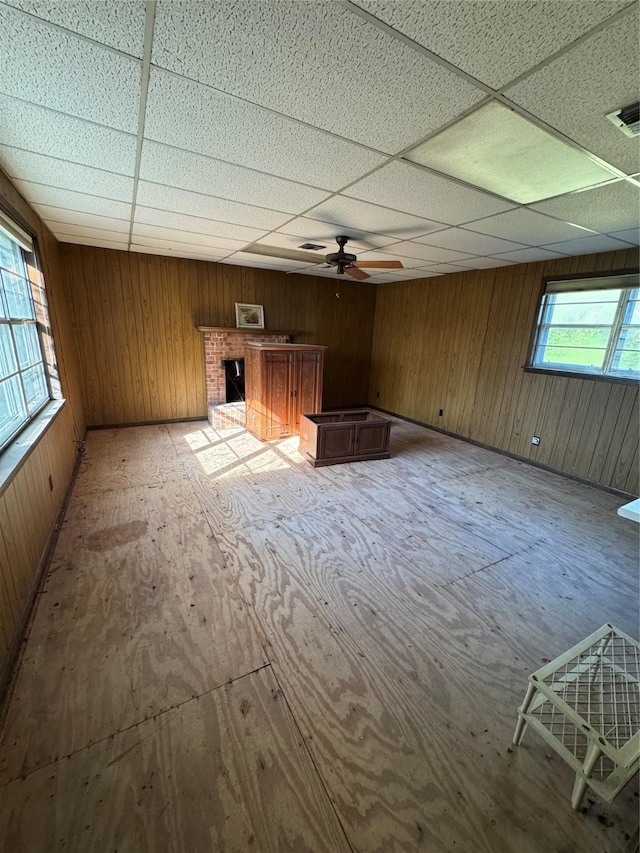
245,343 -> 326,441
299,410 -> 391,466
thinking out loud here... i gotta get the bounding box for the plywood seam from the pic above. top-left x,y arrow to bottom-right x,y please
267,664 -> 357,853
0,662 -> 273,790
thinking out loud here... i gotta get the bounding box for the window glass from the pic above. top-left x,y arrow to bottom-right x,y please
13,323 -> 41,369
531,282 -> 640,380
0,222 -> 52,450
0,375 -> 27,446
22,364 -> 48,414
0,231 -> 23,276
0,325 -> 17,376
2,270 -> 34,319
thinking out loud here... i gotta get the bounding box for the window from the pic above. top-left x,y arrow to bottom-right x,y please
530,273 -> 640,381
0,217 -> 51,451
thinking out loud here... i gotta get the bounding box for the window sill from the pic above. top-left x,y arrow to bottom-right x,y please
0,400 -> 67,499
523,366 -> 639,385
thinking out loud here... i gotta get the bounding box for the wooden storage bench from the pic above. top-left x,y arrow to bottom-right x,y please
299,409 -> 391,467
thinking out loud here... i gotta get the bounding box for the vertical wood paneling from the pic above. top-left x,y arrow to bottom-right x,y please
0,406 -> 80,667
62,246 -> 376,425
0,168 -> 85,677
370,248 -> 639,493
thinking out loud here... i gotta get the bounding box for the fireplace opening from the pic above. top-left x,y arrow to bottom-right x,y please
223,358 -> 245,403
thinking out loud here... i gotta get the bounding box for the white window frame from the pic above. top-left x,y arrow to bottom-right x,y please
0,212 -> 53,453
528,272 -> 640,382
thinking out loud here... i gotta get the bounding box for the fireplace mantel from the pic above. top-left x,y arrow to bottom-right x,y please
196,326 -> 302,336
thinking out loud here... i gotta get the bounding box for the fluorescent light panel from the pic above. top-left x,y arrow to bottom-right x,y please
404,101 -> 619,204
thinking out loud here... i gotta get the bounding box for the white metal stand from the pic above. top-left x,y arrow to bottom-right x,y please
513,623 -> 640,810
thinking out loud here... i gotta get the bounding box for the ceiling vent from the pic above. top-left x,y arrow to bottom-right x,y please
607,102 -> 640,138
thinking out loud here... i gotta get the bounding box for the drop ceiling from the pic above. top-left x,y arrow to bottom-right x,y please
0,0 -> 638,283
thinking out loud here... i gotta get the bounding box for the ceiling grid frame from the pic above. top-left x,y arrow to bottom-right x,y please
0,0 -> 636,280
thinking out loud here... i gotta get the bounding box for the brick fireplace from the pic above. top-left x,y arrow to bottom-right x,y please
196,326 -> 293,427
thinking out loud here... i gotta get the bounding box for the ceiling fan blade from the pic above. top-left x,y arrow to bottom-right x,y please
353,260 -> 404,269
243,243 -> 325,264
346,266 -> 370,281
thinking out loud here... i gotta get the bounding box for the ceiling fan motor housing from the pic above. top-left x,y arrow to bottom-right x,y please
326,235 -> 356,272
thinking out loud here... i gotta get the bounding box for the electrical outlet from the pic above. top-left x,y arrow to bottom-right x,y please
531,436 -> 540,446
439,409 -> 444,417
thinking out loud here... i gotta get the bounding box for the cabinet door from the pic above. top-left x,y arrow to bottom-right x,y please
317,424 -> 354,460
264,352 -> 294,437
354,422 -> 389,456
293,350 -> 323,430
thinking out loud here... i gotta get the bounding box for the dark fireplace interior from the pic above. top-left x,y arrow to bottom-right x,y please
223,358 -> 245,403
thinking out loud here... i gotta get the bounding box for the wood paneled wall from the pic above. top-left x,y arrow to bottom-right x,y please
369,248 -> 639,494
0,407 -> 78,660
62,246 -> 376,426
0,170 -> 85,677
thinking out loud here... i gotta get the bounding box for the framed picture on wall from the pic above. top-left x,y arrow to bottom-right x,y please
235,303 -> 265,329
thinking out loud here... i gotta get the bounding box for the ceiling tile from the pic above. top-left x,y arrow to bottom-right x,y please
131,235 -> 230,260
419,263 -> 473,274
0,145 -> 134,201
35,206 -> 130,232
136,181 -> 291,231
276,219 -> 400,251
144,70 -> 387,191
151,1 -> 485,153
3,0 -> 147,57
304,196 -> 444,240
0,5 -> 141,133
504,9 -> 640,173
540,234 -> 638,256
378,241 -> 473,263
57,234 -> 127,250
346,161 -> 514,224
609,229 -> 639,245
0,94 -> 136,175
492,247 -> 569,264
456,257 -> 516,269
134,206 -> 267,244
139,140 -> 330,214
48,222 -> 130,241
16,181 -> 132,219
351,1 -> 628,89
221,254 -> 314,272
131,244 -> 223,263
132,223 -> 246,252
369,267 -> 439,280
414,227 -> 526,255
465,208 -> 595,245
529,181 -> 640,234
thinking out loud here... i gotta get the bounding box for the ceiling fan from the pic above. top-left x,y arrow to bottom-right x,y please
243,235 -> 404,280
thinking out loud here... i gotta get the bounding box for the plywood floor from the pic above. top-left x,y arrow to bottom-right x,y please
0,416 -> 638,852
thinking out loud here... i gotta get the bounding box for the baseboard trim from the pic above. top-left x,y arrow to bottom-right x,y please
87,416 -> 206,430
372,406 -> 636,501
0,443 -> 83,712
